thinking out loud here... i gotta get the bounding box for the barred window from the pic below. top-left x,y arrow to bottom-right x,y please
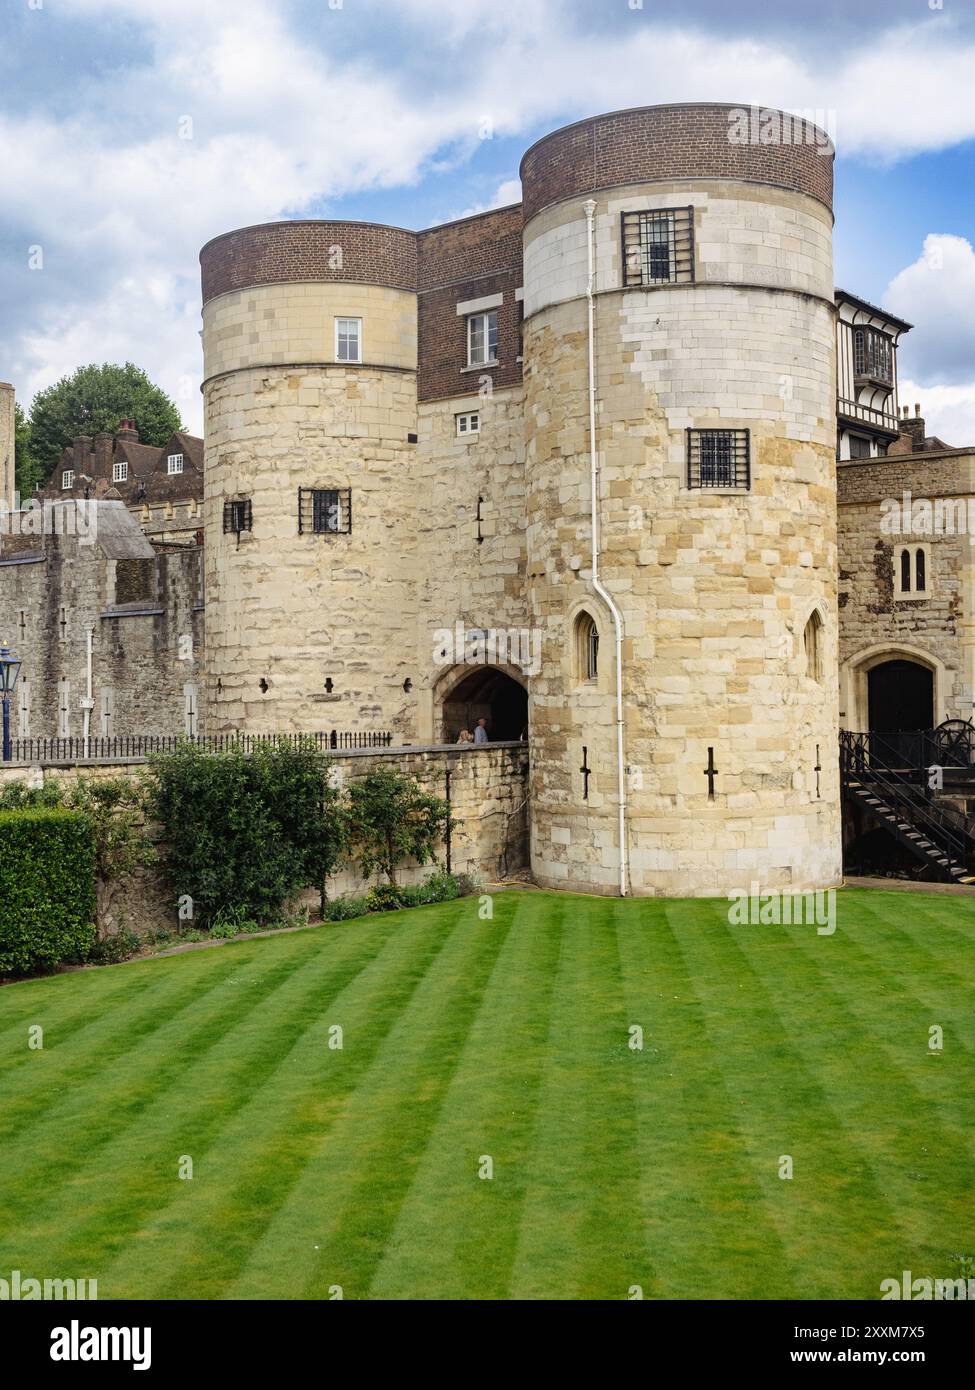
853,328 -> 892,385
298,487 -> 352,535
223,498 -> 252,534
622,207 -> 694,287
686,428 -> 750,490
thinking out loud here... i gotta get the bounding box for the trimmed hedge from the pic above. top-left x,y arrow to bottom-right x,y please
0,808 -> 97,975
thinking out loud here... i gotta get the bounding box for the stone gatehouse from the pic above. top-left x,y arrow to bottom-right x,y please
3,102 -> 973,896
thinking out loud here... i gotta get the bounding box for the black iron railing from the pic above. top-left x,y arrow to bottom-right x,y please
839,729 -> 975,864
4,729 -> 393,764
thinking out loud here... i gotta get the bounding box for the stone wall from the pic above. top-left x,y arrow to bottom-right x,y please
0,511 -> 204,743
0,742 -> 529,937
837,450 -> 975,725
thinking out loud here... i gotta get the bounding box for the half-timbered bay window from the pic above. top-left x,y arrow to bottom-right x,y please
853,327 -> 893,386
622,207 -> 694,287
298,487 -> 352,535
686,428 -> 751,490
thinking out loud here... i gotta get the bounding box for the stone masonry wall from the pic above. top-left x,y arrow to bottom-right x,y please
0,743 -> 529,937
0,533 -> 204,743
838,451 -> 975,724
523,178 -> 840,896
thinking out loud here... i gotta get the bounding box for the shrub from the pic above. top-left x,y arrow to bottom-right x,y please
320,894 -> 371,922
87,928 -> 140,965
365,883 -> 408,912
345,768 -> 452,884
0,808 -> 96,974
421,869 -> 461,903
146,739 -> 345,928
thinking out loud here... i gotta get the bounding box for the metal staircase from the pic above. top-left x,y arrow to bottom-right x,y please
840,729 -> 975,884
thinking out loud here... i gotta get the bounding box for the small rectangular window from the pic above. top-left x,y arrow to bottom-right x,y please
298,487 -> 352,535
335,317 -> 362,363
167,453 -> 184,474
113,459 -> 128,482
223,498 -> 253,534
686,428 -> 750,490
467,311 -> 498,367
622,207 -> 695,287
456,412 -> 480,436
847,435 -> 871,459
62,470 -> 74,489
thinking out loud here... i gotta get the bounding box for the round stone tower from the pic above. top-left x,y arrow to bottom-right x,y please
519,104 -> 842,895
199,220 -> 419,734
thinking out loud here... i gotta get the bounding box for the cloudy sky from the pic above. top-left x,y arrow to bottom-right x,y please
1,0 -> 974,439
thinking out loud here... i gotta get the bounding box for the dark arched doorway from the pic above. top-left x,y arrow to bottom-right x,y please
440,666 -> 528,742
868,659 -> 933,763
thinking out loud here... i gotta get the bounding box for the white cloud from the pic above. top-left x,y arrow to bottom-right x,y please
898,380 -> 975,451
884,234 -> 975,385
884,234 -> 975,450
5,1 -> 975,431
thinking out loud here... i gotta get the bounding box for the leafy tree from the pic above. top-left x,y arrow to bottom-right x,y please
28,362 -> 183,483
345,768 -> 452,885
13,403 -> 42,498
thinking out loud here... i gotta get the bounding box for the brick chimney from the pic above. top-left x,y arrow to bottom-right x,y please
896,403 -> 927,453
93,430 -> 113,476
115,418 -> 139,443
72,436 -> 93,474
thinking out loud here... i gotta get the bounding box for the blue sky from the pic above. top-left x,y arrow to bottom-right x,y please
1,0 -> 974,437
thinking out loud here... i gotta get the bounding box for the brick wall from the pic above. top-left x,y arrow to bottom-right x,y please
519,104 -> 834,224
200,220 -> 418,303
417,208 -> 524,402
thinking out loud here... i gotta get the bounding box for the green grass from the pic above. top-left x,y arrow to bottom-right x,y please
0,888 -> 972,1300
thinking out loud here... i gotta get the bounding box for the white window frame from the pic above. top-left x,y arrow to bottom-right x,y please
335,316 -> 362,364
456,411 -> 480,437
62,470 -> 74,489
113,459 -> 128,483
467,311 -> 499,367
167,453 -> 184,475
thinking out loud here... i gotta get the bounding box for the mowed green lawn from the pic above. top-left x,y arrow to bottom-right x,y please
0,889 -> 972,1300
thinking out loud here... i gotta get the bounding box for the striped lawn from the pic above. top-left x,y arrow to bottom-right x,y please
0,888 -> 972,1300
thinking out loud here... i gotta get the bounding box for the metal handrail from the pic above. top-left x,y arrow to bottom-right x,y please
840,731 -> 974,861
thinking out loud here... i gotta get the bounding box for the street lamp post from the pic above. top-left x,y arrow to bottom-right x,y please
0,641 -> 23,763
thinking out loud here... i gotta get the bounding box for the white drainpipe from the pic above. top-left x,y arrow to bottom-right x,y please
583,199 -> 628,896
